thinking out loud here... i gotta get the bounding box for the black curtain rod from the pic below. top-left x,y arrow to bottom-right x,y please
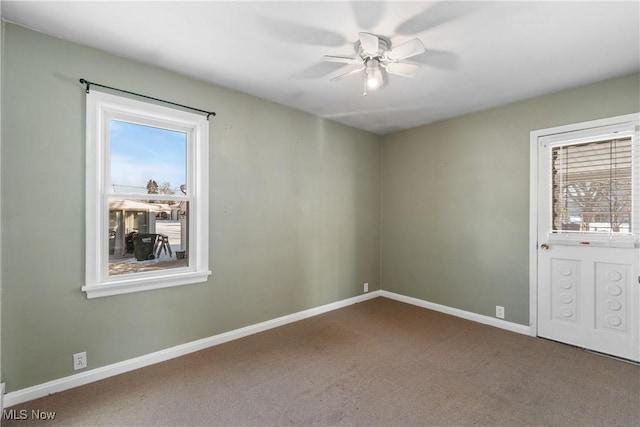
79,78 -> 216,120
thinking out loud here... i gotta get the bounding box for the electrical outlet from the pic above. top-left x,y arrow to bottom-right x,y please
73,352 -> 87,371
364,282 -> 369,293
496,305 -> 505,319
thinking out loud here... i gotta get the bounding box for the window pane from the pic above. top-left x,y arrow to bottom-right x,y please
109,199 -> 189,276
110,120 -> 187,195
552,138 -> 632,233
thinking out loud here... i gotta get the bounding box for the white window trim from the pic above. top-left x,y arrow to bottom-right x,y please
83,90 -> 210,299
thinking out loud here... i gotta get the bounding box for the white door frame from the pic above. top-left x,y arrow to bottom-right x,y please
529,113 -> 640,338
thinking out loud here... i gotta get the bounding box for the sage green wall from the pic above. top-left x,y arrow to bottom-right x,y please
381,73 -> 640,326
1,23 -> 381,392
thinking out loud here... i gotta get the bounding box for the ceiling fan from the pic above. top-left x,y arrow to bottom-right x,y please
324,32 -> 426,95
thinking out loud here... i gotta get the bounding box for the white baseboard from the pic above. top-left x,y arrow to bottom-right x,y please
381,291 -> 531,335
4,291 -> 381,408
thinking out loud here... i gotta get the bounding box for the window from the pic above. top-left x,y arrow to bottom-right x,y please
84,91 -> 210,298
544,121 -> 639,247
552,137 -> 632,233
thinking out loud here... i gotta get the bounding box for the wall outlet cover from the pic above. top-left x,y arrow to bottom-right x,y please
496,305 -> 505,319
73,352 -> 87,370
364,283 -> 369,293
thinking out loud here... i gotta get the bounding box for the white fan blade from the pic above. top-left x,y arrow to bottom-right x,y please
387,38 -> 426,61
330,66 -> 365,82
385,62 -> 421,78
359,32 -> 379,56
323,55 -> 361,65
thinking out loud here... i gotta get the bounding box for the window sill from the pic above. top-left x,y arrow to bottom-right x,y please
548,233 -> 636,248
82,270 -> 211,299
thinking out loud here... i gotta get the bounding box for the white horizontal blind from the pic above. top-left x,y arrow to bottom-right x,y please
551,137 -> 632,234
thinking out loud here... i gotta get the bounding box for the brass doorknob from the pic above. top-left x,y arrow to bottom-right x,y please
540,243 -> 550,250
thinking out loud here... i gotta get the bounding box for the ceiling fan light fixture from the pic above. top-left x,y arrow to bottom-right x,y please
365,59 -> 382,90
366,73 -> 380,89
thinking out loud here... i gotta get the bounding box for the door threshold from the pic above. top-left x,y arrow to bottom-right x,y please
539,337 -> 640,366
583,349 -> 640,366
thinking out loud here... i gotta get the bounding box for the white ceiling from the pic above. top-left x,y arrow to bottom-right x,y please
2,1 -> 639,135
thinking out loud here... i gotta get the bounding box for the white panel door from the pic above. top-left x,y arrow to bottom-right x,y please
537,119 -> 640,362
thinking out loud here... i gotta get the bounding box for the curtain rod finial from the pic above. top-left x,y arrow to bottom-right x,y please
79,78 -> 90,94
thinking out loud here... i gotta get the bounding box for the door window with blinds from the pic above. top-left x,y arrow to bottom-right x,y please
552,137 -> 631,233
545,123 -> 639,246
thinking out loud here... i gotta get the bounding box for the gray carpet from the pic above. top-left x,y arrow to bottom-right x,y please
5,297 -> 640,426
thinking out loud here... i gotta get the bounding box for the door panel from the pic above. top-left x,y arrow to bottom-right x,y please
595,262 -> 630,333
538,243 -> 638,360
550,257 -> 580,324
